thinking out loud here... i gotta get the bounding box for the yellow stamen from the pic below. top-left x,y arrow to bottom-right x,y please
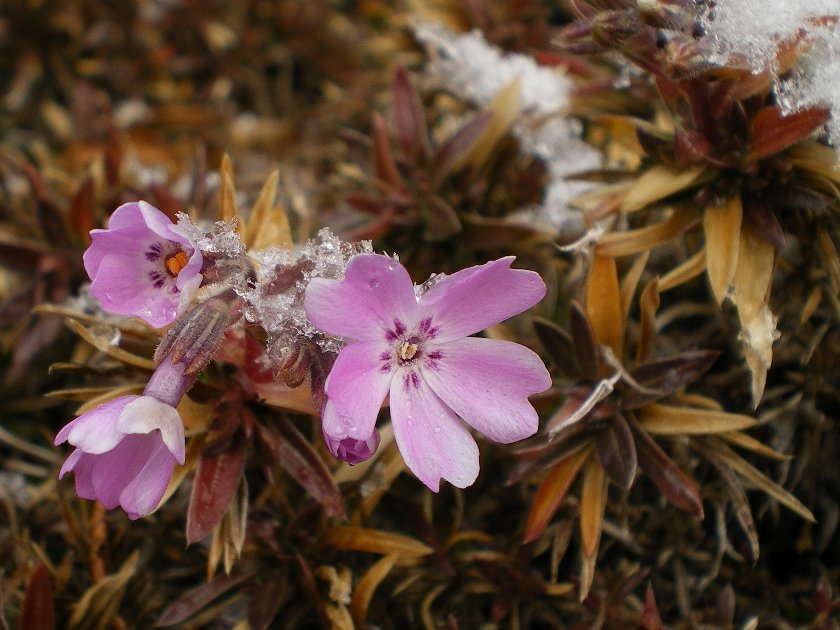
165,251 -> 190,276
398,341 -> 418,361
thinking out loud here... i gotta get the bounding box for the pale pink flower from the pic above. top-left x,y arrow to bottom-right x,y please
324,429 -> 382,465
83,201 -> 203,328
304,254 -> 551,490
55,356 -> 190,519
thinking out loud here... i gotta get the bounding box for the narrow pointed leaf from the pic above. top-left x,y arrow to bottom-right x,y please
350,552 -> 399,628
523,446 -> 592,544
626,350 -> 719,407
325,526 -> 433,557
659,248 -> 706,291
712,458 -> 760,563
747,106 -> 830,161
372,112 -> 404,191
20,564 -> 54,630
255,418 -> 345,518
595,413 -> 637,490
636,277 -> 659,364
533,317 -> 579,379
579,457 -> 607,557
619,251 -> 649,324
703,195 -> 742,304
638,403 -> 757,434
431,110 -> 493,185
393,66 -> 430,164
632,419 -> 704,517
586,255 -> 623,358
569,302 -> 599,379
620,166 -> 706,212
156,574 -> 251,627
703,440 -> 815,522
187,442 -> 246,544
597,210 -> 696,257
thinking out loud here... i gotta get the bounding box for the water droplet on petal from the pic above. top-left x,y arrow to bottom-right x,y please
433,426 -> 441,434
387,261 -> 397,271
369,278 -> 380,289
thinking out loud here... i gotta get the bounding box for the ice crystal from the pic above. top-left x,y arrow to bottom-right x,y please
176,213 -> 246,257
701,0 -> 839,71
413,21 -> 602,232
241,228 -> 372,356
414,22 -> 572,114
776,26 -> 840,145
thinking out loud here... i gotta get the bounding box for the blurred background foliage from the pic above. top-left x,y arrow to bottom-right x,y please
0,0 -> 839,628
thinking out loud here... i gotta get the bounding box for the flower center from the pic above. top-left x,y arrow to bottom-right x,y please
398,340 -> 418,362
165,251 -> 190,277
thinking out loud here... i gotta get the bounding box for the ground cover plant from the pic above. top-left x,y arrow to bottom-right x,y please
1,0 -> 839,628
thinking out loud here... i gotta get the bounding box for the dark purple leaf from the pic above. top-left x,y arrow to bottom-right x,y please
156,574 -> 251,627
744,199 -> 785,248
595,413 -> 637,490
20,564 -> 54,630
631,417 -> 704,518
625,350 -> 719,407
570,302 -> 599,380
186,442 -> 246,544
255,418 -> 345,518
372,112 -> 404,191
248,577 -> 286,630
533,317 -> 579,379
392,65 -> 430,165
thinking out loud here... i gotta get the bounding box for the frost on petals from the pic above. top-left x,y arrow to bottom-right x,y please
304,254 -> 551,491
83,201 -> 203,328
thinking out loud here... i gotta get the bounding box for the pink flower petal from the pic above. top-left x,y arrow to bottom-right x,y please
63,450 -> 98,500
421,337 -> 550,444
305,254 -> 419,341
390,372 -> 479,491
54,396 -> 139,453
89,433 -> 169,514
118,437 -> 177,519
322,341 -> 392,441
117,396 -> 186,464
325,429 -> 381,464
419,257 -> 546,341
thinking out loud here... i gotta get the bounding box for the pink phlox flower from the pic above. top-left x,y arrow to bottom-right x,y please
55,354 -> 191,519
304,254 -> 551,491
324,428 -> 382,465
83,201 -> 203,328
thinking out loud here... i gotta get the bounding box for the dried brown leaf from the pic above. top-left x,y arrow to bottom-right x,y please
638,403 -> 757,434
703,195 -> 743,304
350,552 -> 399,628
747,106 -> 830,161
586,254 -> 624,358
325,526 -> 433,557
20,564 -> 54,630
523,446 -> 592,544
620,166 -> 707,212
597,210 -> 696,257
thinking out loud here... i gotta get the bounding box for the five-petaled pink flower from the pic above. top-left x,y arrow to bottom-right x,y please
54,355 -> 190,519
84,201 -> 203,328
304,254 -> 551,491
